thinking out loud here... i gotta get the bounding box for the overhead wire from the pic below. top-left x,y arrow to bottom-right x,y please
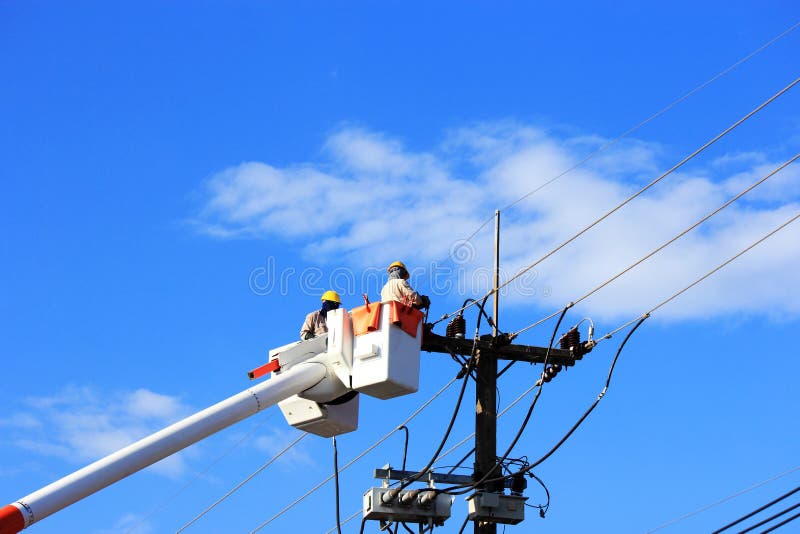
761,508 -> 800,533
713,485 -> 800,533
646,465 -> 800,533
249,377 -> 458,533
432,75 -> 800,327
429,19 -> 800,272
439,314 -> 649,495
466,306 -> 570,492
740,501 -> 800,533
333,436 -> 343,534
395,296 -> 489,493
511,151 -> 800,339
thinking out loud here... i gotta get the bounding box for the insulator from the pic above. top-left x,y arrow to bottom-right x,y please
446,314 -> 466,338
509,473 -> 527,496
399,489 -> 419,505
381,488 -> 400,503
559,327 -> 581,352
542,364 -> 561,383
418,490 -> 436,506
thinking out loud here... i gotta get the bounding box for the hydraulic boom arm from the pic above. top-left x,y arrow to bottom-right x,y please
0,362 -> 326,534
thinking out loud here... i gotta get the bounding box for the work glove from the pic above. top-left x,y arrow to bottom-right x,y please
419,295 -> 431,309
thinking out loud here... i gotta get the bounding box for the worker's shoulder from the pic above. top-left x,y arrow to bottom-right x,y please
304,309 -> 320,321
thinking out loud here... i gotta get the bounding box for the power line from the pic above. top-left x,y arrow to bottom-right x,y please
433,75 -> 800,326
511,152 -> 800,338
645,465 -> 800,533
332,436 -> 343,534
740,501 -> 800,533
176,431 -> 307,533
714,485 -> 800,533
761,508 -> 800,533
429,19 -> 800,272
249,377 -> 458,533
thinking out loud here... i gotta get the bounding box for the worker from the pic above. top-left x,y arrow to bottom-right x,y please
300,290 -> 341,340
380,261 -> 431,309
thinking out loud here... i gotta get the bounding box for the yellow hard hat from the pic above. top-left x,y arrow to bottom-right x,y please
320,290 -> 341,304
387,261 -> 407,273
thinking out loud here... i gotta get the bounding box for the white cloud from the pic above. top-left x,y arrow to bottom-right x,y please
193,124 -> 800,322
92,513 -> 154,534
252,428 -> 314,468
6,385 -> 193,478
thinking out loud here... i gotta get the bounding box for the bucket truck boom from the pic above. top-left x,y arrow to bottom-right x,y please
0,303 -> 424,534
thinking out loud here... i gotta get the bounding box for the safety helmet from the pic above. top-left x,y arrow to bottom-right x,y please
320,290 -> 341,304
387,261 -> 407,273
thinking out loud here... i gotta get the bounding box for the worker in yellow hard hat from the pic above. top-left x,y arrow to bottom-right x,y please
300,290 -> 341,340
380,261 -> 430,309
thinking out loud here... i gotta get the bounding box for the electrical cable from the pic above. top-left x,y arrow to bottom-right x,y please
432,75 -> 800,327
761,509 -> 800,533
438,375 -> 556,472
457,514 -> 470,534
249,377 -> 458,533
467,306 -> 570,492
713,485 -> 800,533
511,152 -> 800,339
426,19 -> 800,275
528,472 -> 551,516
330,509 -> 362,534
646,467 -> 800,532
439,315 -> 648,495
398,425 -> 410,471
333,436 -> 343,534
176,431 -> 306,533
740,501 -> 800,533
396,296 -> 490,492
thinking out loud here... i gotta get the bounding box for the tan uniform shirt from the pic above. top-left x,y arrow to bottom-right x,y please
381,278 -> 421,305
300,310 -> 328,339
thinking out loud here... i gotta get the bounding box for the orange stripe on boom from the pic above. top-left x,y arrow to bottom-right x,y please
0,505 -> 24,534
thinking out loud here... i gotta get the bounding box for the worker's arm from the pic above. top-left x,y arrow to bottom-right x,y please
300,312 -> 316,340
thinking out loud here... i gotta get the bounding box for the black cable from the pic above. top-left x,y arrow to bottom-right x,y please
399,523 -> 414,534
359,517 -> 368,534
440,315 -> 648,494
397,425 -> 410,471
453,306 -> 570,495
446,448 -> 475,475
333,436 -> 342,534
740,500 -> 800,533
713,485 -> 800,533
527,472 -> 551,517
399,296 -> 490,491
457,514 -> 470,534
496,359 -> 515,378
461,298 -> 500,334
761,508 -> 800,533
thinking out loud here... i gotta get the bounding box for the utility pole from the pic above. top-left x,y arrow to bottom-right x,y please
474,210 -> 501,534
420,210 -> 591,531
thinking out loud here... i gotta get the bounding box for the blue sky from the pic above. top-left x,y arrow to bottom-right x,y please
2,2 -> 800,533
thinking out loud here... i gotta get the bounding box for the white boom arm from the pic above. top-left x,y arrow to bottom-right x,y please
0,303 -> 425,534
0,361 -> 327,534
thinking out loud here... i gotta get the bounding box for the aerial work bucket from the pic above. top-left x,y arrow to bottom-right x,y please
350,302 -> 423,399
